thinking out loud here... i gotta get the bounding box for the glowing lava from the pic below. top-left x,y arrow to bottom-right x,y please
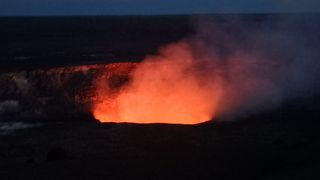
92,42 -> 222,124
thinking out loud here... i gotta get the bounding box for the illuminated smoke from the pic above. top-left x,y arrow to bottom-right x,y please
92,15 -> 320,124
93,42 -> 222,124
92,42 -> 277,124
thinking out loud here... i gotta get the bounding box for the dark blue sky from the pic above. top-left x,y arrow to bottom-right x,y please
0,0 -> 319,16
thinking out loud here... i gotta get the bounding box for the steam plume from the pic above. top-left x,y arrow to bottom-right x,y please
93,14 -> 320,123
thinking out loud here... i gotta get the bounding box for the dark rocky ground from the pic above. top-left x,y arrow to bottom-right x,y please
0,105 -> 320,180
1,14 -> 320,179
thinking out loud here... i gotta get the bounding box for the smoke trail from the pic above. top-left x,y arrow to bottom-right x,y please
93,14 -> 320,123
190,14 -> 320,118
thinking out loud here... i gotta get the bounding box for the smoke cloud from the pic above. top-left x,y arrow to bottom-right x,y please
93,14 -> 320,123
188,14 -> 320,118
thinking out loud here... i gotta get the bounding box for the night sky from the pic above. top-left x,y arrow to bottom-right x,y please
0,0 -> 319,16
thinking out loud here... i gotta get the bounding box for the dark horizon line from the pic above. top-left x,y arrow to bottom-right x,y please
0,11 -> 319,18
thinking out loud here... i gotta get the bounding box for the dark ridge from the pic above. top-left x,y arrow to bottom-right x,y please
1,13 -> 320,71
0,15 -> 193,71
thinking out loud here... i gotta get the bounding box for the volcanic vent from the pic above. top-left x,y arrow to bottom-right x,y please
92,42 -> 222,124
2,15 -> 319,125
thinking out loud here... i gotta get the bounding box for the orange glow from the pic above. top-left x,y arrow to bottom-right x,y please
92,42 -> 222,124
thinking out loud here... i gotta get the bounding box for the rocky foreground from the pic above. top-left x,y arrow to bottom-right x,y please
0,103 -> 320,179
